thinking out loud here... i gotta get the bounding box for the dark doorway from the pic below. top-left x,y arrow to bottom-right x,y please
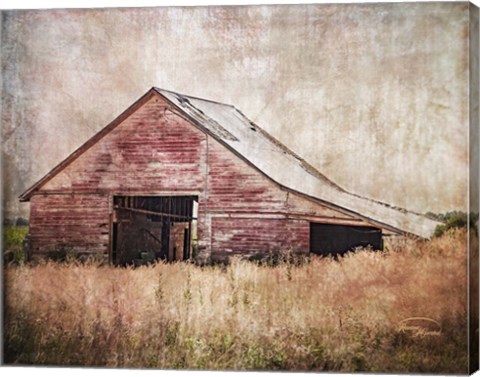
111,195 -> 198,265
309,223 -> 382,256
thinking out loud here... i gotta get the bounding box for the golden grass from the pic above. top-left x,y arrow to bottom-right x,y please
4,229 -> 471,372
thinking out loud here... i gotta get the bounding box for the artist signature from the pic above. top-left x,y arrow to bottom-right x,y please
397,317 -> 442,337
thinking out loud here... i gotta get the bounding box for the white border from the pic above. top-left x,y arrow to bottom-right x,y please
0,0 -> 479,10
1,1 -> 477,377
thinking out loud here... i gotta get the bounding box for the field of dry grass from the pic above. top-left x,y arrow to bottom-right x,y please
3,229 -> 473,372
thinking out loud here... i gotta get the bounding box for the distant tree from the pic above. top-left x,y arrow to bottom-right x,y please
428,211 -> 479,237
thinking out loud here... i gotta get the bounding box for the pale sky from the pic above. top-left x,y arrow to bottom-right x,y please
1,1 -> 474,218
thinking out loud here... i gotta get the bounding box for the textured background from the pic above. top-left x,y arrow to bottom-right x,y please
1,2 -> 471,219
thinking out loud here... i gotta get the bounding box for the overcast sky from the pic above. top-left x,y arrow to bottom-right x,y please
1,1 -> 474,218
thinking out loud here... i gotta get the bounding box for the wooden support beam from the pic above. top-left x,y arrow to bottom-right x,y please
115,206 -> 197,220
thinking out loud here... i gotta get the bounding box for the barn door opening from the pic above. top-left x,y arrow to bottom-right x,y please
111,195 -> 198,266
309,223 -> 382,257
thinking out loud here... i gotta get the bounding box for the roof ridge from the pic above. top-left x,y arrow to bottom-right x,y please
154,87 -> 236,108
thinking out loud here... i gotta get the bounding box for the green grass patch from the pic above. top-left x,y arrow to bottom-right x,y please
3,225 -> 29,263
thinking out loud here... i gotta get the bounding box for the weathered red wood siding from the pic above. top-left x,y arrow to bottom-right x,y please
211,217 -> 309,261
29,194 -> 110,257
42,96 -> 207,193
206,135 -> 289,212
29,93 -> 371,261
204,135 -> 304,258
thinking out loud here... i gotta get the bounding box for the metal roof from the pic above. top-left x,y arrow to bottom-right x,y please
155,88 -> 440,238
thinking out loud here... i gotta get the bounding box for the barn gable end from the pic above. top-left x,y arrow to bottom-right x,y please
39,94 -> 207,194
26,93 -> 210,260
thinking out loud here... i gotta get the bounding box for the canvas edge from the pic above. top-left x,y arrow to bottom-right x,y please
469,1 -> 480,374
0,8 -> 6,367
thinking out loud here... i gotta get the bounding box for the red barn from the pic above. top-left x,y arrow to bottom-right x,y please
19,88 -> 439,264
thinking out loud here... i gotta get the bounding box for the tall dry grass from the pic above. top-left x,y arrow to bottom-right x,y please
3,229 -> 470,372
